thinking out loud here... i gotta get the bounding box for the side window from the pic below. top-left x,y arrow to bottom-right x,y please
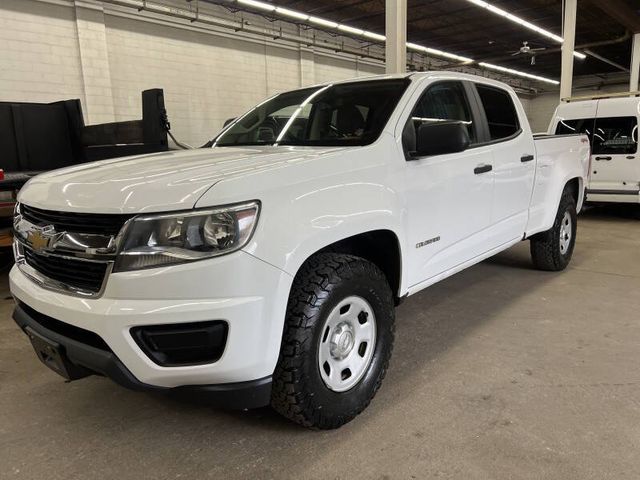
555,118 -> 595,138
592,116 -> 638,155
408,81 -> 476,144
476,85 -> 520,140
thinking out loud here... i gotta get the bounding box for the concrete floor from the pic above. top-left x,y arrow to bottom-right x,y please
1,206 -> 639,480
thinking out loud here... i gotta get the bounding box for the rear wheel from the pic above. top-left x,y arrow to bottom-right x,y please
271,253 -> 395,429
530,190 -> 577,271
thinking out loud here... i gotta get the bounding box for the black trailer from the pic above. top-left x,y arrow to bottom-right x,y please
0,88 -> 171,255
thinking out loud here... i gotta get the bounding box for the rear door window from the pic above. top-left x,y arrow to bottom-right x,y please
476,85 -> 520,140
592,116 -> 638,155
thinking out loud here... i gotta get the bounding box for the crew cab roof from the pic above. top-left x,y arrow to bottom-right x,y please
303,71 -> 518,94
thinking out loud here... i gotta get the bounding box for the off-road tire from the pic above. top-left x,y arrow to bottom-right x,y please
530,190 -> 577,271
271,253 -> 395,429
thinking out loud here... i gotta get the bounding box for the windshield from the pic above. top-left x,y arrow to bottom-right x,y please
212,79 -> 409,148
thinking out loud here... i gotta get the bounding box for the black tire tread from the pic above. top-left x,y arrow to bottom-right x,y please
530,190 -> 577,271
271,253 -> 395,429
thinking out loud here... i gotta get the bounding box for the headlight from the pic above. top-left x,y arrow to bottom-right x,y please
114,201 -> 260,272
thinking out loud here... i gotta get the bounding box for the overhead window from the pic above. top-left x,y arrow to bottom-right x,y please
592,116 -> 638,155
476,85 -> 520,140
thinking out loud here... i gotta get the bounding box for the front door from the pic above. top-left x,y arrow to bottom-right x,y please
401,81 -> 495,288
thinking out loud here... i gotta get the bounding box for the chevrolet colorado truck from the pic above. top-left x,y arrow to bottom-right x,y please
10,72 -> 590,429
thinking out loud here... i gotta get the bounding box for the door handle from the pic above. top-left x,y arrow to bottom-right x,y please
595,156 -> 612,161
520,154 -> 534,163
626,156 -> 635,159
474,164 -> 493,174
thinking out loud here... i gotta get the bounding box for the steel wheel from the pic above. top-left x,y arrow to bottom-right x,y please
559,210 -> 572,254
318,295 -> 377,393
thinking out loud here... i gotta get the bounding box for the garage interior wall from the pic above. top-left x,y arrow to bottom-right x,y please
0,0 -> 384,147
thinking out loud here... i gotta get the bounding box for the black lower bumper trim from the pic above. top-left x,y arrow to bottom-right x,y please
13,303 -> 272,409
586,189 -> 639,196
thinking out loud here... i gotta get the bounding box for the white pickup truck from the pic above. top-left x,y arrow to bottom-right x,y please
10,72 -> 589,429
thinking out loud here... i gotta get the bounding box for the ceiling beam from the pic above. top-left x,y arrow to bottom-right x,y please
587,0 -> 640,33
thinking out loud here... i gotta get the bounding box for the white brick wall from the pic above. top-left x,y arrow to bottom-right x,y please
0,0 -> 385,147
0,0 -> 85,105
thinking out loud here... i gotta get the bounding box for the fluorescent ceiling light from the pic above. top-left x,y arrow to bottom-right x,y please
275,7 -> 308,20
237,0 -> 274,12
406,42 -> 427,52
407,43 -> 473,63
234,0 -> 558,85
465,0 -> 562,42
464,0 -> 586,60
308,16 -> 338,28
479,62 -> 559,85
363,31 -> 386,42
425,47 -> 473,64
337,24 -> 364,35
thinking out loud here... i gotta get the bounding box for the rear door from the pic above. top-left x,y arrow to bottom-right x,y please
590,99 -> 640,196
472,83 -> 536,244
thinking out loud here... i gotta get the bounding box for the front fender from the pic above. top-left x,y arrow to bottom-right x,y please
247,179 -> 406,289
195,142 -> 407,295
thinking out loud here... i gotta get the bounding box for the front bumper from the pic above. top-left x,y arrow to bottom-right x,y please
13,302 -> 272,408
10,249 -> 293,396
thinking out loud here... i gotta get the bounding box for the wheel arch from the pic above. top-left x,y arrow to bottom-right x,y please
564,176 -> 584,211
525,174 -> 586,238
293,229 -> 404,304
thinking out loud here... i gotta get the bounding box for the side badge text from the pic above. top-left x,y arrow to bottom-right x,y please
416,236 -> 441,249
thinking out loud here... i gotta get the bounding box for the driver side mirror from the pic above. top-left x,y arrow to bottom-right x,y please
414,121 -> 470,157
223,117 -> 236,128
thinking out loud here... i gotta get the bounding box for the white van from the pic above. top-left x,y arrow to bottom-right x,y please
548,94 -> 639,204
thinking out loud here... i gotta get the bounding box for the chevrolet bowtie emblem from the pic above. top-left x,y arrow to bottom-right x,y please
27,227 -> 55,253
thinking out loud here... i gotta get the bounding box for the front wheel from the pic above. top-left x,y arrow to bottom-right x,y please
530,190 -> 577,271
271,253 -> 395,429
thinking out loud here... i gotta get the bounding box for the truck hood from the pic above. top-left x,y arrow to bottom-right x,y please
18,146 -> 342,214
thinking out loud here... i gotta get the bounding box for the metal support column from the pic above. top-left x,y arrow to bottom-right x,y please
630,33 -> 640,93
385,0 -> 407,74
560,0 -> 577,101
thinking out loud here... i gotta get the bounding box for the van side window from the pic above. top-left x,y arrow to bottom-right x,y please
592,117 -> 638,155
476,85 -> 520,140
555,118 -> 595,138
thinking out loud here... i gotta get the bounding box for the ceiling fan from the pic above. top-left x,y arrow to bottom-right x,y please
511,41 -> 546,65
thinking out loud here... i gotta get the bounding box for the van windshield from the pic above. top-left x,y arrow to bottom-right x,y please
212,79 -> 409,148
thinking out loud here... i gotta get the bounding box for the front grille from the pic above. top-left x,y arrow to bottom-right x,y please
23,247 -> 109,293
21,204 -> 131,236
